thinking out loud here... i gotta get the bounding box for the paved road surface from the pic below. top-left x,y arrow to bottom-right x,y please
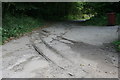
2,22 -> 119,78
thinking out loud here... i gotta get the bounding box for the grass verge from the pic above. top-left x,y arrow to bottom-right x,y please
2,15 -> 44,44
112,40 -> 120,52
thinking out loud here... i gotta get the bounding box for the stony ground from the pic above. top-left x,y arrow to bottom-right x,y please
2,22 -> 119,78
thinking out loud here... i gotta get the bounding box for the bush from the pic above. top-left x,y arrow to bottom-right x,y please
2,14 -> 44,44
82,13 -> 120,26
113,41 -> 120,52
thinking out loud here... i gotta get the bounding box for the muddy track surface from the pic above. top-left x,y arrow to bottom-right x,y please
2,22 -> 119,78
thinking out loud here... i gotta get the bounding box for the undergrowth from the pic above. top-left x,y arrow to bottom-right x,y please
2,15 -> 44,44
82,13 -> 120,26
112,40 -> 120,52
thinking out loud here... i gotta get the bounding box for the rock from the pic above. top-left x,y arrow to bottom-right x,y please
105,72 -> 107,73
80,64 -> 84,66
68,72 -> 74,76
88,64 -> 91,66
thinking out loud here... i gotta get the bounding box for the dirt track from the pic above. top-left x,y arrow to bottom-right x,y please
2,22 -> 119,78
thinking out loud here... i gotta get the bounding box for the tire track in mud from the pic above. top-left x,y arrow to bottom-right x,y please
29,31 -> 89,77
29,34 -> 65,70
38,27 -> 74,62
39,33 -> 73,63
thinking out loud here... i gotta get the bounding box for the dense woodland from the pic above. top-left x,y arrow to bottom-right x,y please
2,2 -> 120,20
1,2 -> 120,51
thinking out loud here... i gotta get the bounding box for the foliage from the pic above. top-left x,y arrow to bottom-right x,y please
82,13 -> 120,26
3,2 -> 120,20
2,2 -> 85,20
116,13 -> 120,25
113,41 -> 120,52
83,2 -> 120,16
2,14 -> 44,44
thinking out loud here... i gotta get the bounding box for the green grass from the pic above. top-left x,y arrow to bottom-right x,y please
82,13 -> 120,26
112,40 -> 120,52
2,15 -> 44,44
